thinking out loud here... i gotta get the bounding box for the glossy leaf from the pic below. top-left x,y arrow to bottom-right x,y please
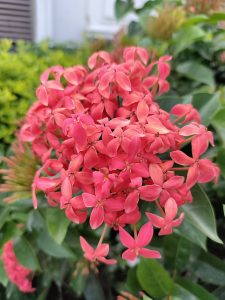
181,185 -> 222,244
176,62 -> 215,87
84,273 -> 105,300
164,234 -> 192,273
127,267 -> 142,294
173,284 -> 198,300
46,208 -> 70,244
192,92 -> 220,125
211,108 -> 225,128
115,0 -> 134,20
14,237 -> 40,271
0,260 -> 8,287
176,278 -> 217,300
189,250 -> 225,286
173,26 -> 205,55
175,217 -> 207,250
217,148 -> 225,178
37,231 -> 75,259
137,258 -> 174,298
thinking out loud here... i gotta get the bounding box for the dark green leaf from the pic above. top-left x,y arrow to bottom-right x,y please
0,207 -> 10,230
37,231 -> 75,259
211,108 -> 225,128
213,286 -> 225,299
188,250 -> 225,286
172,284 -> 199,300
217,148 -> 225,178
181,185 -> 222,244
115,0 -> 134,20
164,234 -> 192,273
84,273 -> 105,300
173,26 -> 206,55
71,272 -> 87,297
175,217 -> 207,250
176,62 -> 215,87
127,267 -> 142,294
14,237 -> 40,270
0,260 -> 8,287
192,92 -> 220,125
135,0 -> 163,14
137,258 -> 174,298
177,278 -> 218,300
46,208 -> 70,244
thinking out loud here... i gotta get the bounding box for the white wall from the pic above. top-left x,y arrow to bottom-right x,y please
34,0 -> 148,43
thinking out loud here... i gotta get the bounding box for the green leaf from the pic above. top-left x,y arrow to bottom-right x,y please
176,278 -> 218,300
135,0 -> 163,14
213,286 -> 225,299
176,62 -> 215,87
182,15 -> 209,26
173,26 -> 206,55
175,217 -> 207,250
217,148 -> 225,178
173,284 -> 198,300
0,259 -> 8,287
37,230 -> 75,259
164,234 -> 192,273
127,267 -> 142,294
143,295 -> 153,300
207,12 -> 225,23
192,92 -> 220,125
84,273 -> 105,300
137,258 -> 174,298
211,108 -> 225,128
71,272 -> 87,297
14,237 -> 40,271
182,185 -> 222,244
0,207 -> 10,230
46,208 -> 70,244
189,250 -> 225,286
115,0 -> 134,20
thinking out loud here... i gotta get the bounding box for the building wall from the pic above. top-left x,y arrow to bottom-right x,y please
34,0 -> 146,43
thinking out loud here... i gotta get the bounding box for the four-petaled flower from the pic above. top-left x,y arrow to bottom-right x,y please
80,236 -> 116,265
146,197 -> 184,235
119,222 -> 161,261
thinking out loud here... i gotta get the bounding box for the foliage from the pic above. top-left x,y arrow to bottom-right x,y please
0,39 -> 91,148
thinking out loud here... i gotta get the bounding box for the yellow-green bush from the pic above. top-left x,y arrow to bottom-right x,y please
0,40 -> 91,146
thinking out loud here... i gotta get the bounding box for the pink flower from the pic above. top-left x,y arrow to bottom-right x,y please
171,144 -> 219,189
139,163 -> 184,204
119,222 -> 161,261
146,197 -> 184,235
171,104 -> 201,124
80,236 -> 116,265
11,46 -> 219,265
2,241 -> 35,293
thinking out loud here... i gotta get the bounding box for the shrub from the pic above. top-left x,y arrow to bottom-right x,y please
0,40 -> 91,148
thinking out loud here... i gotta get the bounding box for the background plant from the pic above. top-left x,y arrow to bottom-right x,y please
0,39 -> 91,150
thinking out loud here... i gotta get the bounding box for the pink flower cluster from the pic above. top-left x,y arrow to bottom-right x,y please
2,241 -> 35,293
18,47 -> 219,264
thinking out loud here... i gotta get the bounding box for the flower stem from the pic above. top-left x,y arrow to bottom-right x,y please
133,224 -> 138,240
155,199 -> 165,217
97,224 -> 108,247
179,136 -> 193,146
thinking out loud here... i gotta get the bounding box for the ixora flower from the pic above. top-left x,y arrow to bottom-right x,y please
2,241 -> 35,293
1,46 -> 219,271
